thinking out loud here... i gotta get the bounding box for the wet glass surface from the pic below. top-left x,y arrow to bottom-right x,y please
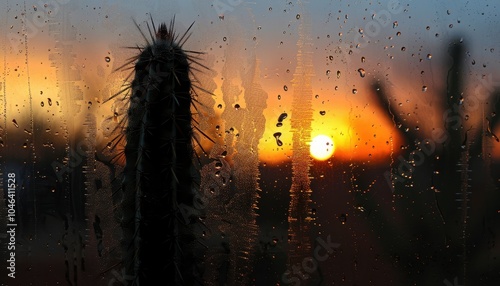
0,0 -> 499,285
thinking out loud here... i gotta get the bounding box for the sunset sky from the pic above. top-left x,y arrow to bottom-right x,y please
2,0 -> 499,165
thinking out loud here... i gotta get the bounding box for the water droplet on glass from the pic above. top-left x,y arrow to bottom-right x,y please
339,213 -> 347,224
319,111 -> 326,116
296,14 -> 300,20
215,161 -> 222,169
352,88 -> 358,94
223,37 -> 227,42
458,97 -> 464,105
273,132 -> 283,146
283,85 -> 288,91
361,56 -> 365,63
272,236 -> 279,245
276,122 -> 283,127
234,104 -> 240,110
336,70 -> 341,79
277,94 -> 281,100
393,21 -> 398,28
422,85 -> 427,92
23,142 -> 28,148
329,55 -> 334,61
215,125 -> 220,131
278,112 -> 288,122
40,101 -> 44,107
326,70 -> 331,76
426,54 -> 432,60
48,98 -> 52,106
358,68 -> 365,78
464,114 -> 469,120
105,56 -> 111,63
12,119 -> 19,128
217,104 -> 223,109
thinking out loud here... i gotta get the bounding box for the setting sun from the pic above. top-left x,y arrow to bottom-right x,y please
309,135 -> 335,161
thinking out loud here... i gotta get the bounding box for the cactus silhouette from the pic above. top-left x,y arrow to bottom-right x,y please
361,37 -> 500,285
106,17 -> 210,285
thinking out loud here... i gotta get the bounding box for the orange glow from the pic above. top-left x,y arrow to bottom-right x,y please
258,82 -> 403,164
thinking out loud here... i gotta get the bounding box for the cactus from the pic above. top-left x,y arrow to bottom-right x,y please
107,17 -> 209,285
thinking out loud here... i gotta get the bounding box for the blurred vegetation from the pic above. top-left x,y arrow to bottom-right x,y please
357,37 -> 500,285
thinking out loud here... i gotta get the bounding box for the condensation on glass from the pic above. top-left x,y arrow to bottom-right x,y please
0,0 -> 499,285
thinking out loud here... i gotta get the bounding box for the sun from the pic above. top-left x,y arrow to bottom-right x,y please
310,135 -> 335,161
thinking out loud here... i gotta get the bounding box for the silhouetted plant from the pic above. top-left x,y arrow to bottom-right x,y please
106,17 -> 210,285
361,37 -> 500,285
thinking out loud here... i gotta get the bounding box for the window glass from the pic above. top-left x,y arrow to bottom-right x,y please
1,0 -> 499,285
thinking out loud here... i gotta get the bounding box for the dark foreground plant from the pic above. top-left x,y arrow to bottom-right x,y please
106,17 -> 210,285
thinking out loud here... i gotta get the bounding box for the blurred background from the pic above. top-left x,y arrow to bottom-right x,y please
1,0 -> 499,285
